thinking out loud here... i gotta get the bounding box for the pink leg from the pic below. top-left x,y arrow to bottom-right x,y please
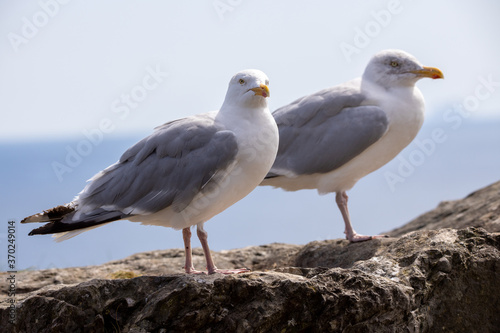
196,223 -> 249,275
335,191 -> 387,243
182,227 -> 203,274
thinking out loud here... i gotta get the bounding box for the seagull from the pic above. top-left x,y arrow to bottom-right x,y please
261,49 -> 444,242
22,69 -> 279,274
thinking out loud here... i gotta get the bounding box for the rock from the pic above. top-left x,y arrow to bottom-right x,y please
294,237 -> 397,269
388,180 -> 500,237
2,181 -> 500,332
0,243 -> 301,305
2,227 -> 499,332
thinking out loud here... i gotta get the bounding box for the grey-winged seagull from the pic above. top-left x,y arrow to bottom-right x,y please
22,69 -> 279,274
261,49 -> 444,242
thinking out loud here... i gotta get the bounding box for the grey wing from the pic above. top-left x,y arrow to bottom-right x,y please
77,113 -> 238,215
269,86 -> 388,176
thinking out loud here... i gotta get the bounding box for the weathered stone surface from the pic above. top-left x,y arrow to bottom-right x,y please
0,243 -> 301,306
388,180 -> 500,237
2,181 -> 500,332
294,237 -> 397,269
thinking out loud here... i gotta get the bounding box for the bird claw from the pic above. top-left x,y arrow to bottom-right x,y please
347,233 -> 388,243
186,266 -> 250,275
208,268 -> 250,275
184,267 -> 205,274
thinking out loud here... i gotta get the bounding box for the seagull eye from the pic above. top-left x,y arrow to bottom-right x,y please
390,61 -> 399,67
238,79 -> 245,85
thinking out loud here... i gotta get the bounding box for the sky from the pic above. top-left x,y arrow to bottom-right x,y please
1,1 -> 499,270
1,1 -> 500,142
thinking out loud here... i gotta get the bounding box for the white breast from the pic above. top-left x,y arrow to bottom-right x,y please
133,108 -> 279,229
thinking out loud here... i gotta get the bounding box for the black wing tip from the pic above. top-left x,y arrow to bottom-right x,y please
27,222 -> 60,236
27,214 -> 126,236
27,221 -> 82,236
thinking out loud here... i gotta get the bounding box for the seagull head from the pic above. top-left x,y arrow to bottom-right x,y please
362,49 -> 444,89
223,69 -> 271,109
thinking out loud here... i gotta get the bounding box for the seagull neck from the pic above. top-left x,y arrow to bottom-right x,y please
361,78 -> 415,95
215,104 -> 273,137
216,105 -> 255,123
220,96 -> 267,110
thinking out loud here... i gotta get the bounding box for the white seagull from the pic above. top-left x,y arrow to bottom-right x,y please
261,49 -> 444,242
22,69 -> 279,274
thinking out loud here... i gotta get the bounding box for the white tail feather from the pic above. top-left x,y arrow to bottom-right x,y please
22,213 -> 50,223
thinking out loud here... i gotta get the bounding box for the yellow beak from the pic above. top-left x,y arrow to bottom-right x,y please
410,66 -> 444,79
250,84 -> 270,98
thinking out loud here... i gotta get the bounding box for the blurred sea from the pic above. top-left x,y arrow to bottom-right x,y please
1,117 -> 499,271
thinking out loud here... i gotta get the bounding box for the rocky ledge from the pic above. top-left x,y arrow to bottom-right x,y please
1,181 -> 499,332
